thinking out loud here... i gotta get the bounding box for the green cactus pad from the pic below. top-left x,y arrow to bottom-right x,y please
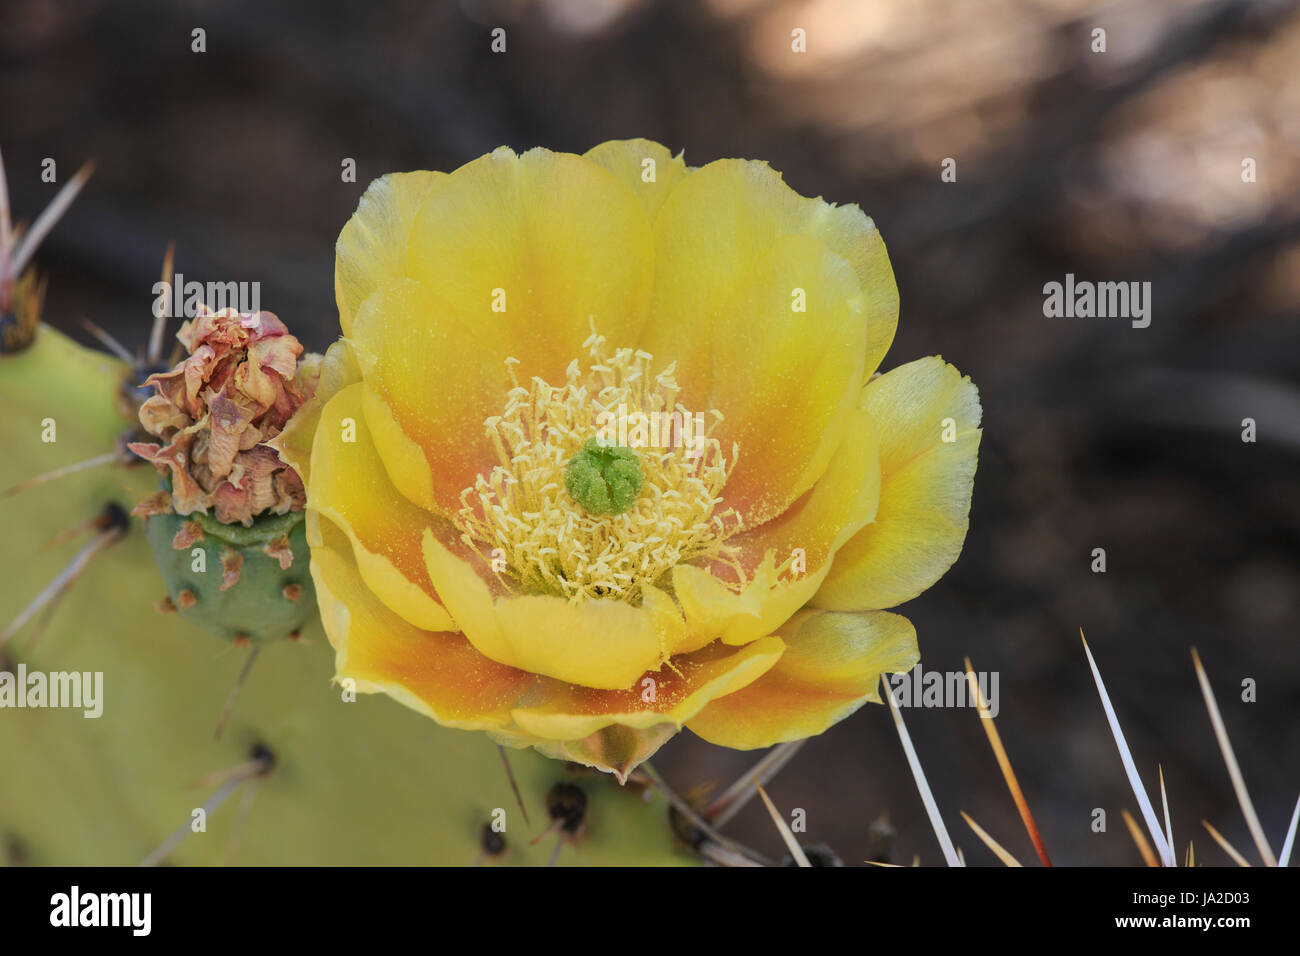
144,508 -> 316,644
0,326 -> 690,865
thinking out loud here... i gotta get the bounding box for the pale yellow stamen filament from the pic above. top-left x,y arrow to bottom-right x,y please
454,332 -> 744,605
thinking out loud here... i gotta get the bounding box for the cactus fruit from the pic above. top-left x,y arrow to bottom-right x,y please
144,509 -> 315,645
127,306 -> 322,644
0,324 -> 689,865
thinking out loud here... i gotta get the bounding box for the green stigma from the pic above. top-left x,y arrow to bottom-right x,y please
565,438 -> 644,516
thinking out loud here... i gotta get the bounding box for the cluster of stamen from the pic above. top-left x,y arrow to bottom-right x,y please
454,331 -> 744,605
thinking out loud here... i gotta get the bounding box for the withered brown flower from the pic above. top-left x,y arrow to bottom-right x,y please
130,307 -> 321,525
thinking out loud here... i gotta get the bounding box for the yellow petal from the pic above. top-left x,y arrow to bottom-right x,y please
814,357 -> 981,611
407,147 -> 655,371
672,557 -> 780,653
799,195 -> 899,378
583,139 -> 688,221
510,636 -> 784,740
309,512 -> 535,730
347,277 -> 502,514
526,724 -> 678,784
335,170 -> 444,336
309,383 -> 455,631
726,398 -> 882,576
656,158 -> 898,378
348,147 -> 656,513
360,382 -> 437,514
672,400 -> 880,650
640,159 -> 870,525
421,528 -> 686,690
686,609 -> 919,749
266,338 -> 361,486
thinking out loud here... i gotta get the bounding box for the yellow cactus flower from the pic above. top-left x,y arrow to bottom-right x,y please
276,140 -> 981,780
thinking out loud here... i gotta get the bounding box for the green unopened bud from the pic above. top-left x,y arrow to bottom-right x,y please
565,438 -> 644,516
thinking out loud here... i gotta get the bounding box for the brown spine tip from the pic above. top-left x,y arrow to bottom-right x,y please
282,583 -> 303,602
177,588 -> 197,610
155,595 -> 178,614
219,546 -> 244,592
232,633 -> 251,648
171,518 -> 204,550
287,630 -> 306,644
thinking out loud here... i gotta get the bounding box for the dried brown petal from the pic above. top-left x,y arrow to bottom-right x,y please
133,307 -> 313,526
206,384 -> 259,479
138,394 -> 189,437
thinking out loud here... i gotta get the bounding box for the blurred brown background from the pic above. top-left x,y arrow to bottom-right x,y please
3,0 -> 1297,865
